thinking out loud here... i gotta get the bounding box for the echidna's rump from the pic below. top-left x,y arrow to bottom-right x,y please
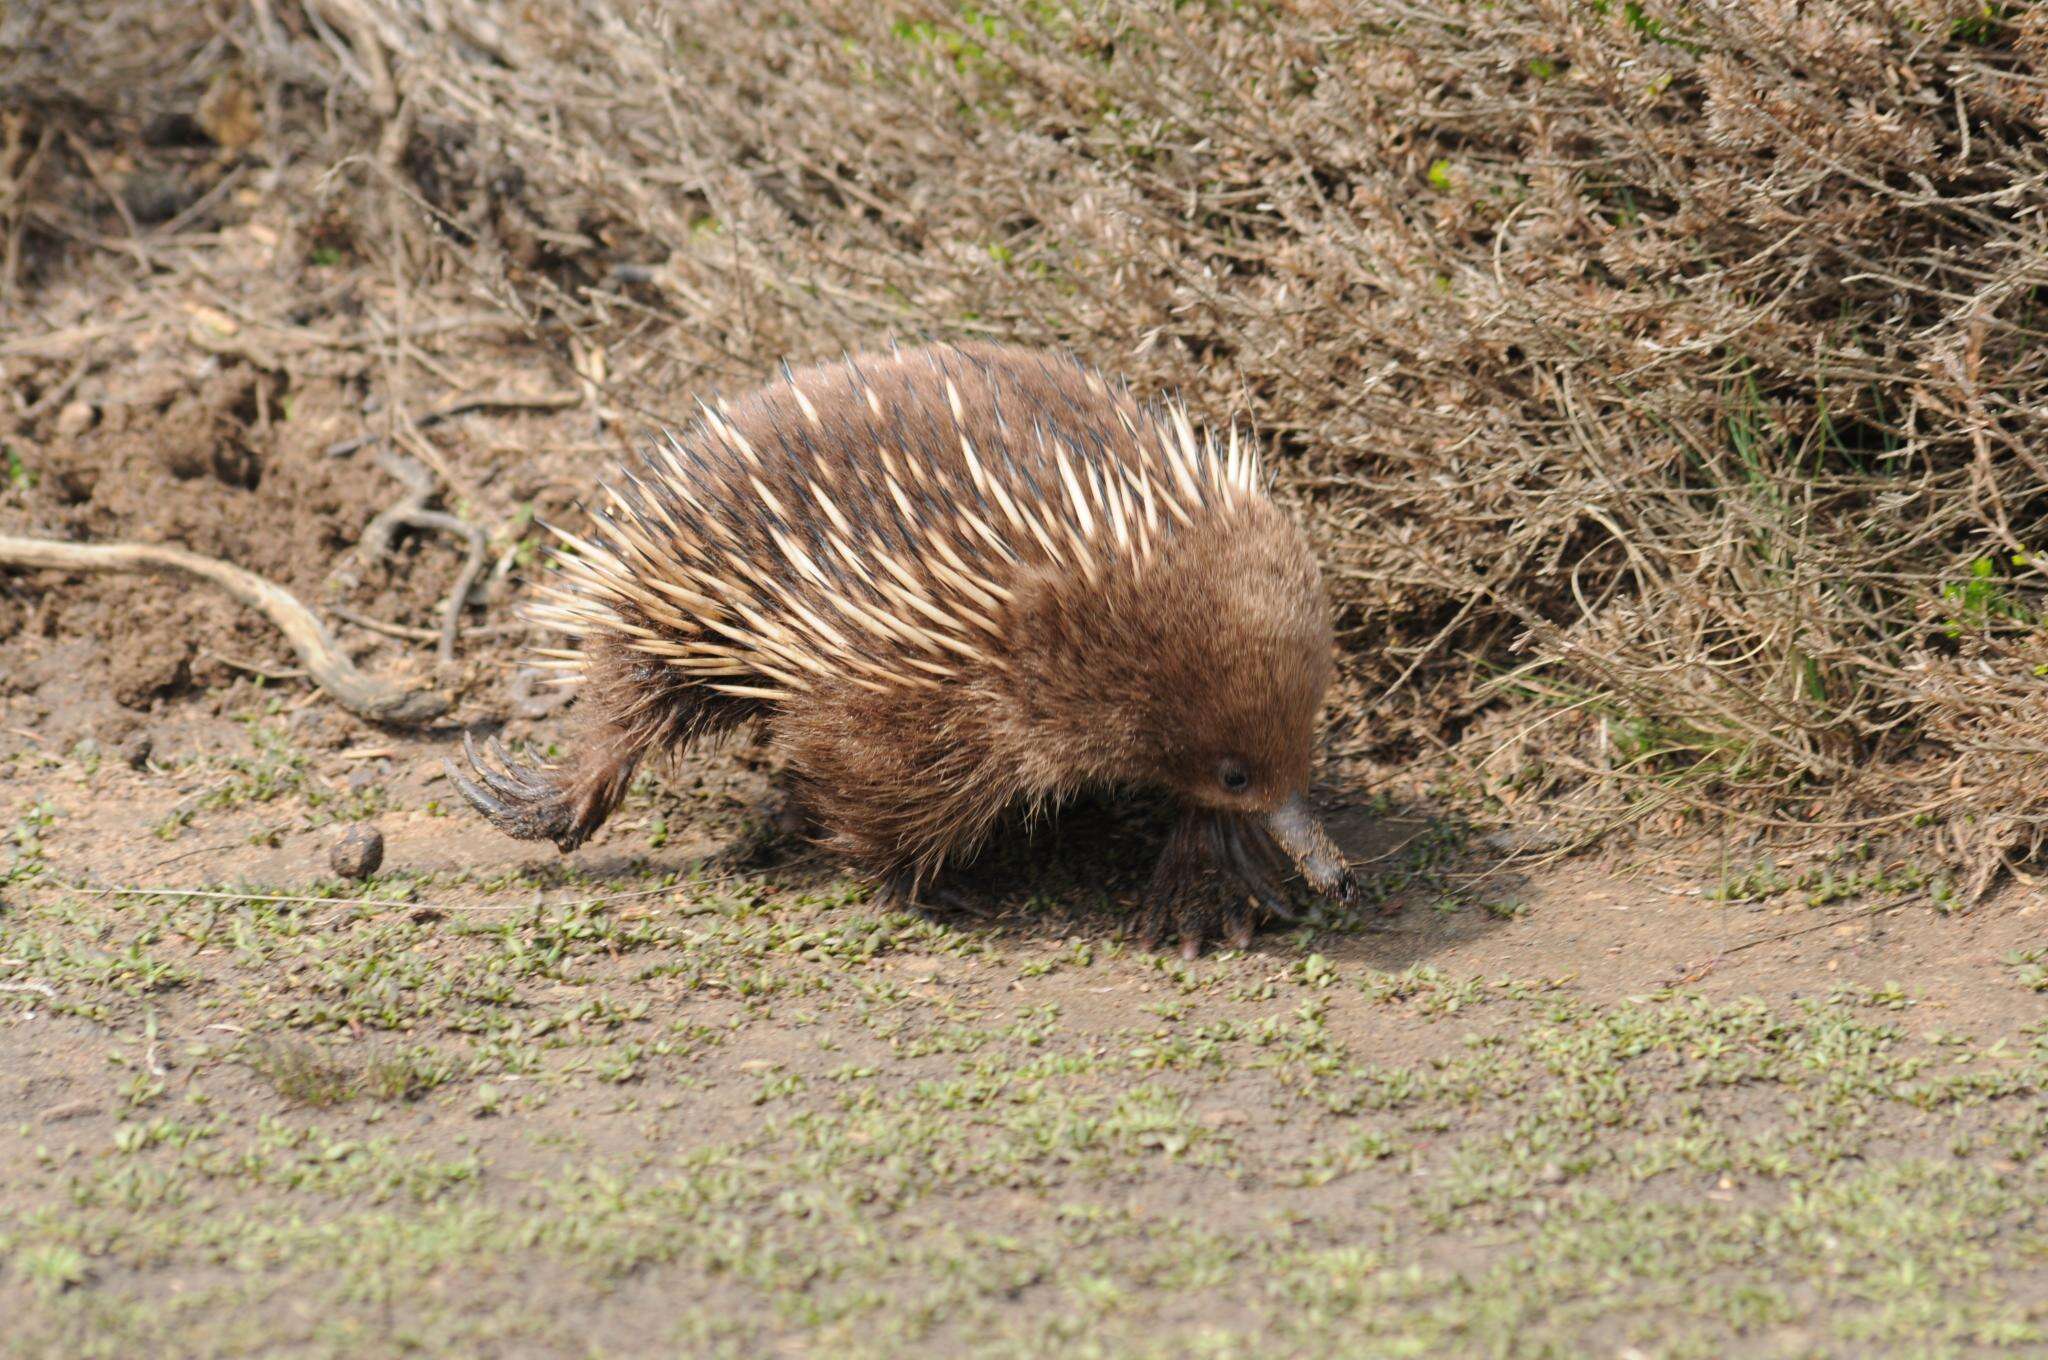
452,342 -> 1358,955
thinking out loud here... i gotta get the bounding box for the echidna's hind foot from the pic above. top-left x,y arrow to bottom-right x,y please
724,784 -> 816,868
444,732 -> 640,853
1137,805 -> 1358,959
871,869 -> 991,922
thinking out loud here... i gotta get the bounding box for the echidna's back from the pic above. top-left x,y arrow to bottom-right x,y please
531,343 -> 1265,704
689,343 -> 1145,583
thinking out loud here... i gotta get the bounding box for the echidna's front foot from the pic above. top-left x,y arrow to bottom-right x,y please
444,732 -> 607,853
1138,810 -> 1257,959
1137,804 -> 1358,959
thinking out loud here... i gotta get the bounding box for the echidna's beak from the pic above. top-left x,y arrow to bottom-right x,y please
1266,796 -> 1355,903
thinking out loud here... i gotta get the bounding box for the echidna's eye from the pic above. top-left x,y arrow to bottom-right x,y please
1218,760 -> 1251,794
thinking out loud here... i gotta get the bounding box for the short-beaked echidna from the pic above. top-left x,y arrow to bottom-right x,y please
450,342 -> 1356,954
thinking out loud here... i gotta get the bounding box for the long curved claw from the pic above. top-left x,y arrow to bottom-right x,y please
469,736 -> 552,802
1241,819 -> 1310,919
460,732 -> 519,792
443,756 -> 518,822
1223,819 -> 1298,922
448,732 -> 545,826
446,729 -> 582,848
485,736 -> 550,795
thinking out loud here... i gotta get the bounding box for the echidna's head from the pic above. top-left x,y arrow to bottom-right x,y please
1133,503 -> 1336,819
1011,495 -> 1337,827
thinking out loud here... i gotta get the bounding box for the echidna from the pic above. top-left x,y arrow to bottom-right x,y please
450,342 -> 1357,955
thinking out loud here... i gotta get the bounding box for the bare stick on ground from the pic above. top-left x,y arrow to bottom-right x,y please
353,446 -> 490,664
322,390 -> 583,459
0,534 -> 447,725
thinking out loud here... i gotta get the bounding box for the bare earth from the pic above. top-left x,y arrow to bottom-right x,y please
3,691 -> 2046,1357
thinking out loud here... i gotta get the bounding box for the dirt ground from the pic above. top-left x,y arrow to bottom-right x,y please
5,701 -> 2048,1358
6,38 -> 2048,1360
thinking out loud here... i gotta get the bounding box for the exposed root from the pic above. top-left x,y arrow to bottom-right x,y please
322,389 -> 582,459
329,607 -> 517,645
0,533 -> 446,725
354,446 -> 489,664
507,664 -> 574,719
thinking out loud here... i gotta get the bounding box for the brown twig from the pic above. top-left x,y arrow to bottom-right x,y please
330,606 -> 516,644
323,389 -> 582,458
352,446 -> 492,663
1719,905 -> 1905,957
0,534 -> 446,725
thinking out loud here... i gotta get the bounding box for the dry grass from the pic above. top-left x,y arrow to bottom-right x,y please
9,0 -> 2048,885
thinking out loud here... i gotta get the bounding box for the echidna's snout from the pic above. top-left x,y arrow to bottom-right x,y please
1266,796 -> 1355,903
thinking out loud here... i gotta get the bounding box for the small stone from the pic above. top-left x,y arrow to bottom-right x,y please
40,1099 -> 100,1123
118,732 -> 154,769
54,400 -> 96,438
121,169 -> 198,223
329,824 -> 385,880
1483,827 -> 1562,855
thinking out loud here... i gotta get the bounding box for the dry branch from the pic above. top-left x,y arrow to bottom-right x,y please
322,389 -> 582,458
356,446 -> 489,663
0,534 -> 447,725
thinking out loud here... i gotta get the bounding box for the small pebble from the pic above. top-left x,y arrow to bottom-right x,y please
54,400 -> 97,438
330,824 -> 385,880
40,1099 -> 101,1124
117,733 -> 154,769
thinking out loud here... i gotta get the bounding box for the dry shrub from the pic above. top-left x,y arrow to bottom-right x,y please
22,2 -> 2048,881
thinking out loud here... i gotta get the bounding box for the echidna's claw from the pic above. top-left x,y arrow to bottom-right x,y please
448,730 -> 584,849
872,871 -> 990,922
459,731 -> 497,785
1137,809 -> 1256,958
448,719 -> 643,854
443,757 -> 515,821
1137,801 -> 1362,957
485,735 -> 543,790
1223,820 -> 1297,922
480,764 -> 541,803
468,734 -> 552,801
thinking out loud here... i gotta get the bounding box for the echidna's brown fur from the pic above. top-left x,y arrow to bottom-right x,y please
450,342 -> 1356,954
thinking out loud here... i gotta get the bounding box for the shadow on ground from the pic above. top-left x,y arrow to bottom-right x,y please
735,780 -> 1525,965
